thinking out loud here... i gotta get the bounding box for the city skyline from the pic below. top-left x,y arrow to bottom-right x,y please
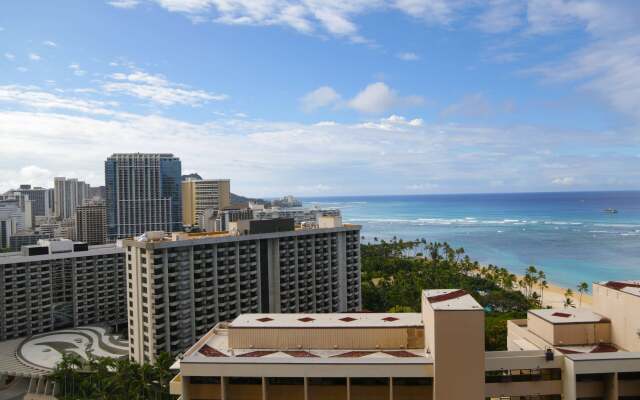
2,1 -> 640,196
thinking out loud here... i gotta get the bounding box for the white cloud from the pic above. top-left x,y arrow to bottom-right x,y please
69,63 -> 87,76
406,182 -> 439,191
29,53 -> 41,61
295,184 -> 331,194
348,82 -> 424,113
108,0 -> 140,8
551,176 -> 575,185
43,40 -> 57,47
300,86 -> 341,112
103,69 -> 228,106
397,52 -> 420,61
0,85 -> 117,116
475,0 -> 524,33
4,52 -> 15,61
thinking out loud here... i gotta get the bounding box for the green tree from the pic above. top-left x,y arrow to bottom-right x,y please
577,282 -> 589,307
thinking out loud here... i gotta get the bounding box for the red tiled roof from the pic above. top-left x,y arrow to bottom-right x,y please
339,317 -> 357,322
283,351 -> 319,358
382,316 -> 399,322
556,348 -> 582,355
552,312 -> 572,318
198,344 -> 228,357
604,281 -> 640,291
257,317 -> 274,322
427,289 -> 467,304
382,350 -> 421,358
298,317 -> 315,323
237,351 -> 278,357
331,351 -> 377,358
591,344 -> 618,353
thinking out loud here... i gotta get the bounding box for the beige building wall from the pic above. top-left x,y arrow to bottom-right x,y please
182,179 -> 231,227
228,326 -> 423,350
422,296 -> 485,400
593,283 -> 640,351
527,313 -> 611,346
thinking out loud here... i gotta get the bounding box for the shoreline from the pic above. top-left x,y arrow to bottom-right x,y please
513,273 -> 592,309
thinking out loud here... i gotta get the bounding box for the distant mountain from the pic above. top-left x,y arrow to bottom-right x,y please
230,193 -> 266,205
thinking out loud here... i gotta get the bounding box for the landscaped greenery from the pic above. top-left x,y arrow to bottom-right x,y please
360,238 -> 547,350
50,352 -> 174,400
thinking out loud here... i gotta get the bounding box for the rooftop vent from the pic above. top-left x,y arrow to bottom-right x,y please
551,312 -> 572,318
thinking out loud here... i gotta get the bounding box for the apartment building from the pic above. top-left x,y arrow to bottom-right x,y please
0,239 -> 126,341
10,185 -> 53,217
75,201 -> 108,245
0,199 -> 24,249
123,217 -> 361,363
105,153 -> 182,239
182,178 -> 231,227
171,282 -> 640,400
53,177 -> 89,220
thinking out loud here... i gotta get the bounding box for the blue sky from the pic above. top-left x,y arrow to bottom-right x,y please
1,0 -> 639,196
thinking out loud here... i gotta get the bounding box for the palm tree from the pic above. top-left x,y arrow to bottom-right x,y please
539,280 -> 549,306
564,289 -> 575,308
577,282 -> 589,307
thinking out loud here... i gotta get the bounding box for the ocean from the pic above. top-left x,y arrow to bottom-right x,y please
302,191 -> 640,289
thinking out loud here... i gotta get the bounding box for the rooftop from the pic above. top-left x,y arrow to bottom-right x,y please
423,289 -> 483,311
529,308 -> 608,324
229,313 -> 423,329
598,280 -> 640,298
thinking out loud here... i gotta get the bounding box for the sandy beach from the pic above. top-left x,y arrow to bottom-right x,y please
514,274 -> 592,309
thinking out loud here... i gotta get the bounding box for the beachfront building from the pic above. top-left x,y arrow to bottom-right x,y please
171,282 -> 640,400
123,217 -> 361,364
0,239 -> 126,341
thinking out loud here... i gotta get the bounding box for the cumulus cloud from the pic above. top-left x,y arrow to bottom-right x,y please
348,82 -> 424,114
43,40 -> 57,47
103,69 -> 228,106
299,86 -> 341,112
551,176 -> 575,185
29,53 -> 41,61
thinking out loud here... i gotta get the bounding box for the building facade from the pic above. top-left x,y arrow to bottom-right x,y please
182,178 -> 231,227
0,199 -> 25,249
171,284 -> 640,400
75,201 -> 108,245
123,220 -> 361,363
53,177 -> 89,220
12,185 -> 53,217
0,240 -> 126,341
105,153 -> 182,240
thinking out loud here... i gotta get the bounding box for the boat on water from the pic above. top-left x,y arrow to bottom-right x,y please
603,208 -> 618,214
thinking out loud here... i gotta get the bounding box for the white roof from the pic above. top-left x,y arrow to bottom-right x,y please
423,289 -> 483,311
529,308 -> 607,324
229,313 -> 423,328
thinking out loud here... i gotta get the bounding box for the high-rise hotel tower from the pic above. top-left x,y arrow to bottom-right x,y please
105,153 -> 182,240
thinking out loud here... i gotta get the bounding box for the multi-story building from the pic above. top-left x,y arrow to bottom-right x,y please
0,199 -> 25,249
105,153 -> 182,240
75,201 -> 108,245
171,283 -> 640,400
11,185 -> 53,217
124,217 -> 361,363
0,239 -> 126,341
8,231 -> 49,251
182,178 -> 231,227
53,177 -> 89,220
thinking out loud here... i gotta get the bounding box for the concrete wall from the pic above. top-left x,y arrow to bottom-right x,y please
423,295 -> 485,400
593,283 -> 640,351
228,327 -> 423,350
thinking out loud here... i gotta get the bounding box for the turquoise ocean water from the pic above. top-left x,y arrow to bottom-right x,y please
303,192 -> 640,289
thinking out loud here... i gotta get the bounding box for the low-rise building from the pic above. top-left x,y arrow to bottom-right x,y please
171,283 -> 640,400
